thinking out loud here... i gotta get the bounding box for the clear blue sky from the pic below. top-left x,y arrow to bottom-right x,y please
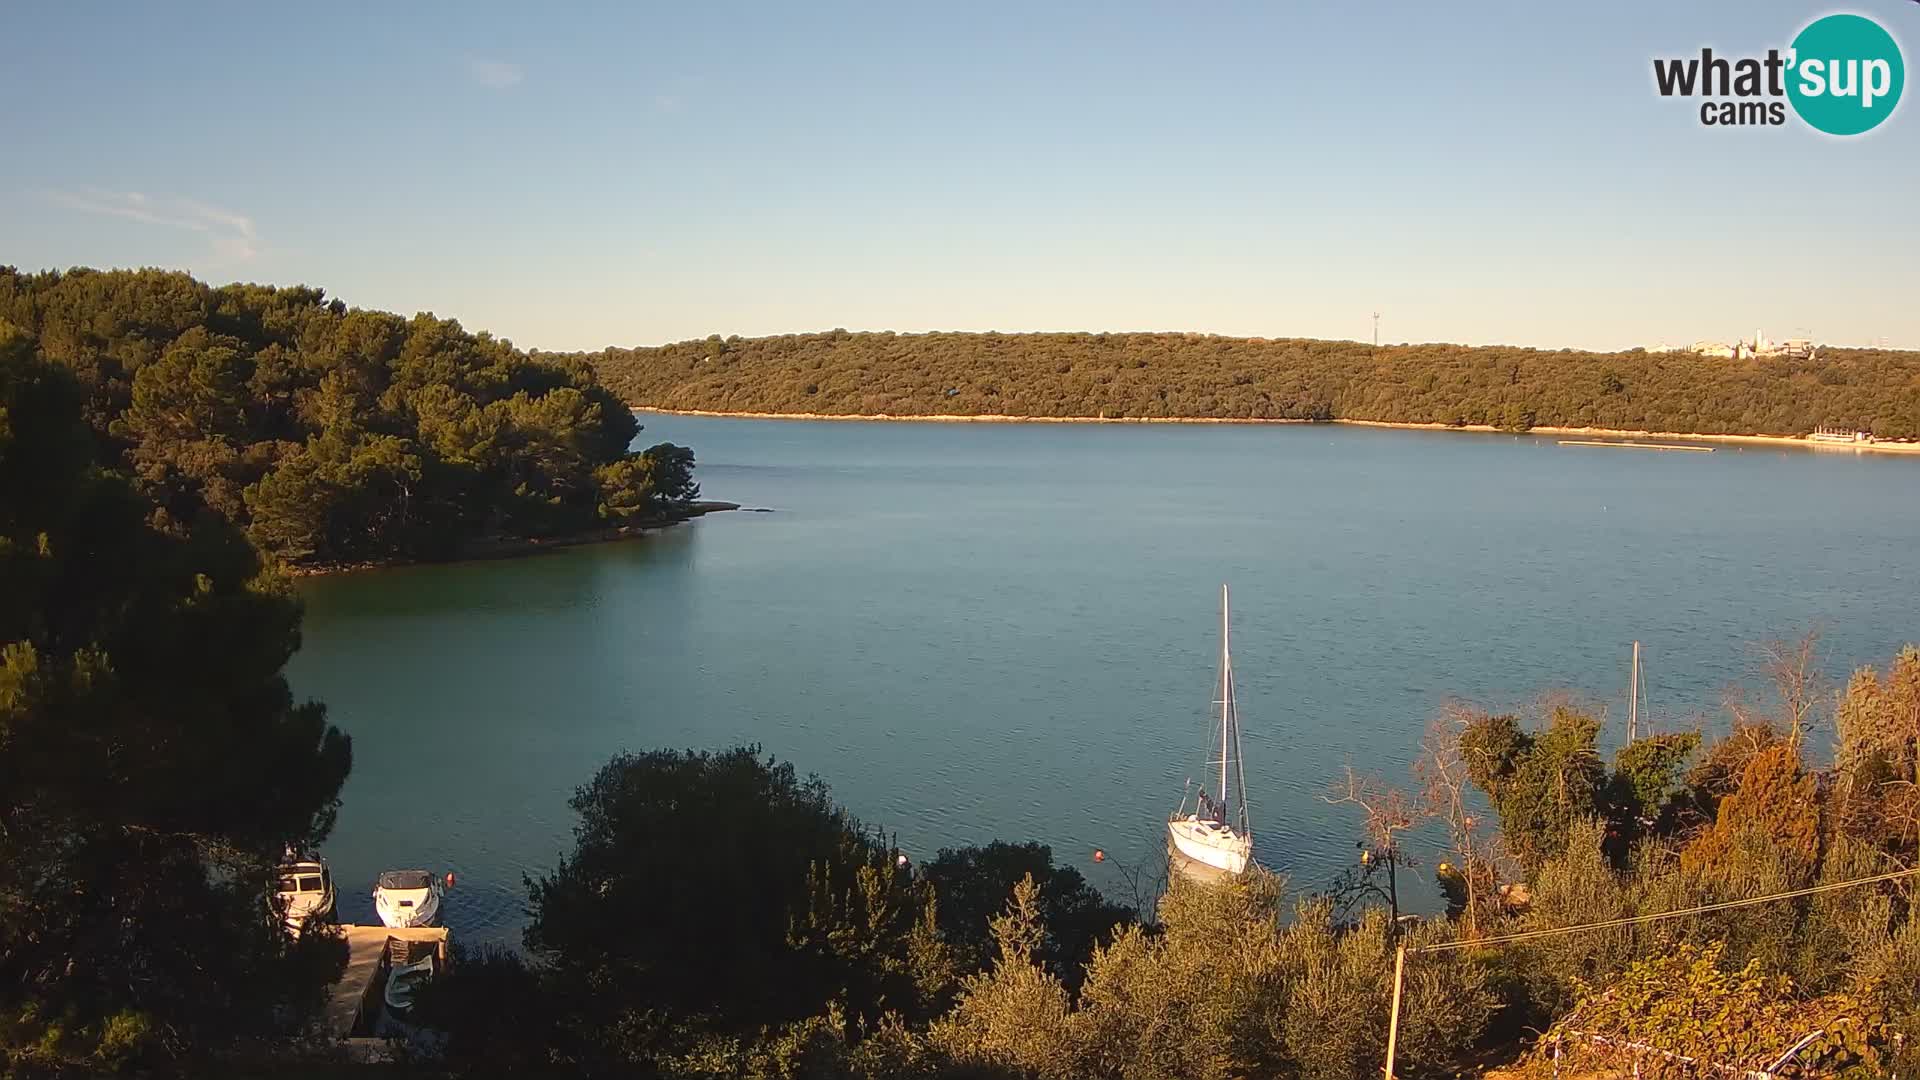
3,1 -> 1916,351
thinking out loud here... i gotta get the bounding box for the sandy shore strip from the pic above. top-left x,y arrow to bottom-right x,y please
634,408 -> 1920,455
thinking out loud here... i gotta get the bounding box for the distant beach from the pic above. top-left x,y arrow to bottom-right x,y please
633,408 -> 1920,456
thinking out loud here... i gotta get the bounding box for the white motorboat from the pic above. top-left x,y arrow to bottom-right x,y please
372,869 -> 444,928
271,852 -> 335,936
1168,585 -> 1254,877
384,954 -> 437,1017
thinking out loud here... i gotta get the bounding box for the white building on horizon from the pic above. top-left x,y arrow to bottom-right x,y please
1659,330 -> 1818,360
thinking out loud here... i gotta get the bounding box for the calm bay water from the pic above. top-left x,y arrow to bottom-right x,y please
288,417 -> 1920,943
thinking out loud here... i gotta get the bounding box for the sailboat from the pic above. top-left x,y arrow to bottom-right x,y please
1167,585 -> 1254,876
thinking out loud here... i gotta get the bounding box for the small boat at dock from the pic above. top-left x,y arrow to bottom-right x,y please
383,953 -> 437,1018
272,851 -> 336,936
1168,585 -> 1254,877
373,870 -> 445,928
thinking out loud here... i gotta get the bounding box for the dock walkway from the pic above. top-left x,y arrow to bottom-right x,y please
322,925 -> 451,1042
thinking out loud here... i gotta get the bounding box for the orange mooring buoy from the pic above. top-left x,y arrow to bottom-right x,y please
1092,849 -> 1106,863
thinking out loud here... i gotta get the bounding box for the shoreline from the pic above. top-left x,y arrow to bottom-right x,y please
284,501 -> 740,578
635,408 -> 1920,455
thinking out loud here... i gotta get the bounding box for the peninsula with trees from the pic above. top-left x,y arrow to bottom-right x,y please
580,330 -> 1920,445
0,267 -> 706,572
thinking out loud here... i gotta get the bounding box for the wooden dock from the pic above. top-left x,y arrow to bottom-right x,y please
322,925 -> 451,1044
1558,439 -> 1714,453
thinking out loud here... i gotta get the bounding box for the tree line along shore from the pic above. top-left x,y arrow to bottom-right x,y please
577,329 -> 1920,443
635,407 -> 1920,456
8,262 -> 1915,583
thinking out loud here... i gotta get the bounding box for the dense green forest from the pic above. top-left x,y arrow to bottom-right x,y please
0,267 -> 698,568
581,331 -> 1920,440
2,332 -> 354,1069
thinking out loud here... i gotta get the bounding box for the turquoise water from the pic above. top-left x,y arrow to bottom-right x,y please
289,417 -> 1920,942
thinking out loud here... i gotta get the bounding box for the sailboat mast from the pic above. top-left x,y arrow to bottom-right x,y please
1220,584 -> 1232,807
1628,641 -> 1640,742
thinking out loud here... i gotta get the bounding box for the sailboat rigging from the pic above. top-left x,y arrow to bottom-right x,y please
1168,585 -> 1253,876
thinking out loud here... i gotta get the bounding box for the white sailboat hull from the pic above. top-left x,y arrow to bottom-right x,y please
1166,585 -> 1254,879
1168,817 -> 1252,875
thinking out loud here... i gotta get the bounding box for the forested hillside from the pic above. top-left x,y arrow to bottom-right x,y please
0,268 -> 697,566
582,331 -> 1920,439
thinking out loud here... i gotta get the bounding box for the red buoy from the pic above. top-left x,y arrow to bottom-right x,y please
1092,849 -> 1105,863
445,872 -> 456,889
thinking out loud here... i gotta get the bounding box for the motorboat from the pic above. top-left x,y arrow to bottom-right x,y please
271,852 -> 335,936
372,869 -> 444,928
1167,585 -> 1255,877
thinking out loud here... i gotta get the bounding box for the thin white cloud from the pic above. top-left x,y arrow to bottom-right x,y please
467,56 -> 524,89
47,188 -> 259,262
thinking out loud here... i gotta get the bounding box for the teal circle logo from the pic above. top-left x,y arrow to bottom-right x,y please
1787,14 -> 1904,135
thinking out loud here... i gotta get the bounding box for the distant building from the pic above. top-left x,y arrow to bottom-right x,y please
1742,329 -> 1819,359
1811,426 -> 1874,444
1661,331 -> 1818,360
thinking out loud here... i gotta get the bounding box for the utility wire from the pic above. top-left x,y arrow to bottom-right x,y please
1411,866 -> 1920,955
